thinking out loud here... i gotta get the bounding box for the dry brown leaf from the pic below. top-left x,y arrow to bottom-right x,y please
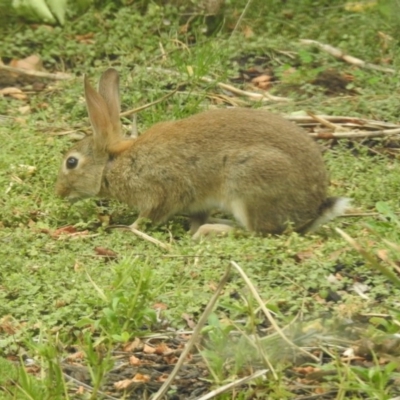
152,302 -> 168,310
73,261 -> 82,272
129,355 -> 141,366
94,246 -> 118,260
123,337 -> 142,352
0,87 -> 27,100
66,351 -> 85,362
294,251 -> 314,263
10,55 -> 43,71
242,25 -> 254,38
293,366 -> 320,375
46,226 -> 89,239
75,386 -> 85,395
154,343 -> 172,355
114,378 -> 134,390
132,373 -> 150,383
156,373 -> 169,382
75,33 -> 95,44
25,365 -> 40,374
182,313 -> 196,329
252,74 -> 272,84
143,344 -> 156,354
0,315 -> 20,335
377,249 -> 388,262
18,105 -> 31,114
164,354 -> 178,364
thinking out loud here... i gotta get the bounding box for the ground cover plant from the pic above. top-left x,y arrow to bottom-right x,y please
1,0 -> 400,398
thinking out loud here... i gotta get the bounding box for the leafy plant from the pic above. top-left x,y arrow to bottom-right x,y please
78,257 -> 159,343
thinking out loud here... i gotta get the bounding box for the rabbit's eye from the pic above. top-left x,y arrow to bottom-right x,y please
66,157 -> 78,169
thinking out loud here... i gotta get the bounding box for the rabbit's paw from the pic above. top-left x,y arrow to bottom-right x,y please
192,223 -> 234,240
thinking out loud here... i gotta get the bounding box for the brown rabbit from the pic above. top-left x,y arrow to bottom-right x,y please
55,68 -> 349,238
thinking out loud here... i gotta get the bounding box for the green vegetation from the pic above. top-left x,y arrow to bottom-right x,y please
1,0 -> 400,398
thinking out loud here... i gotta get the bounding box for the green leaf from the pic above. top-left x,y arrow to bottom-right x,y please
46,0 -> 67,25
12,0 -> 56,24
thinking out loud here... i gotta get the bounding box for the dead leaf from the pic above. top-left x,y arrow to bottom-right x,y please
73,261 -> 82,272
94,246 -> 118,260
377,249 -> 389,262
123,337 -> 142,352
132,373 -> 150,383
46,226 -> 89,239
75,33 -> 95,44
252,74 -> 272,84
66,351 -> 85,362
10,55 -> 44,71
129,355 -> 141,366
0,315 -> 20,335
143,344 -> 156,354
0,87 -> 27,100
114,379 -> 134,390
152,302 -> 168,310
242,25 -> 254,38
154,343 -> 172,355
294,250 -> 314,263
156,373 -> 169,382
75,386 -> 85,395
18,105 -> 31,114
164,354 -> 178,364
293,366 -> 320,375
182,313 -> 196,329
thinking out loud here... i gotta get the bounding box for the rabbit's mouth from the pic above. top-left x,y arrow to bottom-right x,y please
66,196 -> 80,204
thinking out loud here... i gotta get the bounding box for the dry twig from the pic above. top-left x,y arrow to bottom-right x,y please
197,369 -> 268,400
201,76 -> 290,102
151,265 -> 232,400
300,39 -> 396,74
129,226 -> 171,251
0,64 -> 72,81
230,261 -> 320,362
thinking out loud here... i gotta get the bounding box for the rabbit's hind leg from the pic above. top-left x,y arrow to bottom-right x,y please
191,223 -> 234,240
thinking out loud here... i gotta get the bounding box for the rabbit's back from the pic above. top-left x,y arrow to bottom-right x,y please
106,108 -> 328,233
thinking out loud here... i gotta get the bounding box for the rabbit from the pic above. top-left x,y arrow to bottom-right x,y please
55,68 -> 349,239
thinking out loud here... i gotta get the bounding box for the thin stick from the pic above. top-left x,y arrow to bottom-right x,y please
0,64 -> 72,80
287,115 -> 400,128
151,265 -> 232,400
129,226 -> 171,251
201,76 -> 290,102
230,261 -> 320,362
196,369 -> 268,400
309,127 -> 400,139
120,88 -> 179,118
63,372 -> 120,400
307,111 -> 343,131
230,0 -> 254,37
300,39 -> 396,74
145,67 -> 291,102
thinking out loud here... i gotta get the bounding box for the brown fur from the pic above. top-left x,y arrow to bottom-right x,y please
55,68 -> 347,236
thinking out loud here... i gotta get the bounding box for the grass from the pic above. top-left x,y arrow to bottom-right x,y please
1,0 -> 400,398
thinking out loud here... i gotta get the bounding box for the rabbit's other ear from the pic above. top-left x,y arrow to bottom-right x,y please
84,74 -> 122,153
98,68 -> 121,134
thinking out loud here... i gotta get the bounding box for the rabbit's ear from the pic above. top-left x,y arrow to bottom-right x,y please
98,68 -> 121,134
84,74 -> 121,153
